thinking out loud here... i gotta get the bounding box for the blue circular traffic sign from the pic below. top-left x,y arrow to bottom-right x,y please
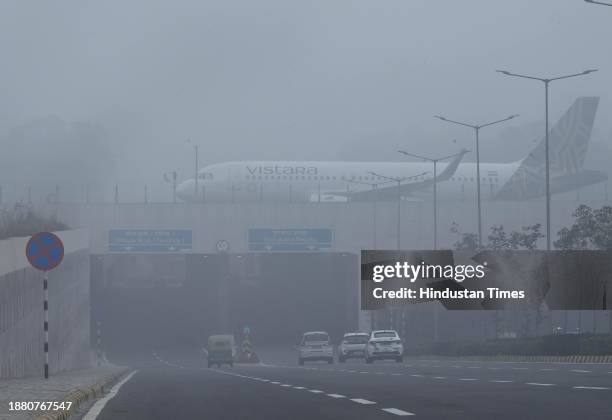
25,232 -> 64,271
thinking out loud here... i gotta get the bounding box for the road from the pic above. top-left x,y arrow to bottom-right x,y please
91,347 -> 612,419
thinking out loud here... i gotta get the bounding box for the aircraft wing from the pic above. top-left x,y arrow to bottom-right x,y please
327,149 -> 469,201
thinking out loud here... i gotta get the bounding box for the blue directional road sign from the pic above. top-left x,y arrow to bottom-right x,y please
248,229 -> 332,251
108,229 -> 192,252
26,232 -> 64,271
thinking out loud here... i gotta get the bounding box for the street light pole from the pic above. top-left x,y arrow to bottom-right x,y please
398,150 -> 467,250
368,171 -> 428,250
496,69 -> 597,250
347,179 -> 394,249
194,144 -> 199,196
435,115 -> 518,248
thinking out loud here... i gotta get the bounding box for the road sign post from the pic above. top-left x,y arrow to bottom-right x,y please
25,232 -> 64,379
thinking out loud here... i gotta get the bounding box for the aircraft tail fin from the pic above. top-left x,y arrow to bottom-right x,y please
496,96 -> 599,200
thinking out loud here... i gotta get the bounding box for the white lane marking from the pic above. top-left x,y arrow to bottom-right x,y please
351,398 -> 376,405
539,368 -> 557,371
410,374 -> 424,377
309,389 -> 324,393
327,393 -> 346,398
490,380 -> 513,383
347,370 -> 358,373
391,373 -> 404,376
293,386 -> 306,389
270,381 -> 280,384
432,376 -> 447,379
573,386 -> 610,390
458,378 -> 478,381
359,371 -> 369,374
82,371 -> 138,420
526,383 -> 556,386
280,384 -> 292,387
570,369 -> 592,373
382,408 -> 415,416
467,366 -> 481,369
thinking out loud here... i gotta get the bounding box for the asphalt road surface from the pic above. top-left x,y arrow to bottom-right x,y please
90,347 -> 612,419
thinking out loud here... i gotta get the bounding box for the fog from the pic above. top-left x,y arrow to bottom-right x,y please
1,0 -> 611,201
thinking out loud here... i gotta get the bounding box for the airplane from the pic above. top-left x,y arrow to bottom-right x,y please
176,97 -> 605,203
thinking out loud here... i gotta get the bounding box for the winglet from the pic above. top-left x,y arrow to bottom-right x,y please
437,149 -> 470,182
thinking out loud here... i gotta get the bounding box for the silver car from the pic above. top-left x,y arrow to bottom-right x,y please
298,331 -> 334,365
366,330 -> 404,363
338,332 -> 369,362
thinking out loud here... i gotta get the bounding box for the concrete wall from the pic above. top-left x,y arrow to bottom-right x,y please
0,229 -> 91,379
45,199 -> 610,254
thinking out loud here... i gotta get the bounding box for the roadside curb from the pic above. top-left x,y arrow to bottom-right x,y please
409,355 -> 612,363
31,368 -> 131,420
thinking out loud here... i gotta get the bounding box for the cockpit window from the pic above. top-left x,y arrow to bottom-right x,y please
198,172 -> 214,180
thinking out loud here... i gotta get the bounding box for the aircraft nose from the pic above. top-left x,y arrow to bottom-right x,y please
176,179 -> 195,202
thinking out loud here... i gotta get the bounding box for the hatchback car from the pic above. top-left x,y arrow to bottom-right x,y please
298,331 -> 334,365
338,332 -> 369,362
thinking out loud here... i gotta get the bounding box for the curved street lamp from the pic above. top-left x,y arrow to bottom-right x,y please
434,114 -> 519,247
367,171 -> 429,250
398,150 -> 468,250
496,69 -> 597,250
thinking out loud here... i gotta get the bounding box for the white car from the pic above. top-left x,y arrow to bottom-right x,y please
366,330 -> 404,363
338,332 -> 369,362
298,331 -> 334,365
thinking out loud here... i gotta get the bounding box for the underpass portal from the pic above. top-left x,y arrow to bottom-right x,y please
91,252 -> 359,360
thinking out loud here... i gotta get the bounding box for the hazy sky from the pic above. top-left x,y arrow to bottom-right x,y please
1,0 -> 611,201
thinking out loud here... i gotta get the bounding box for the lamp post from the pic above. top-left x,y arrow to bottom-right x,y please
367,171 -> 428,250
194,144 -> 199,196
186,140 -> 199,198
435,114 -> 518,248
347,178 -> 393,249
397,150 -> 468,250
347,178 -> 392,332
496,69 -> 597,250
164,171 -> 178,203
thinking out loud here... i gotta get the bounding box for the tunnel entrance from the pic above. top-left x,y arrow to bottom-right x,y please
91,252 -> 358,360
